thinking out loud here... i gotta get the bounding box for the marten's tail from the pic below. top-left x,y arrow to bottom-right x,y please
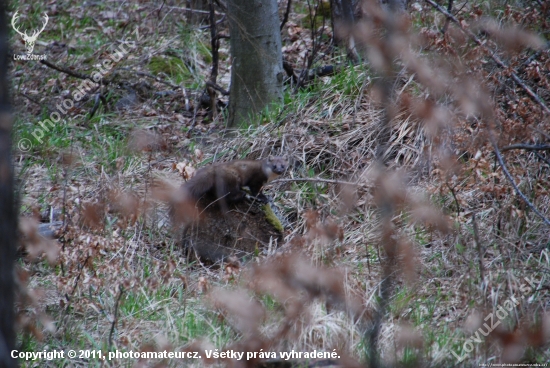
183,171 -> 214,201
169,183 -> 202,227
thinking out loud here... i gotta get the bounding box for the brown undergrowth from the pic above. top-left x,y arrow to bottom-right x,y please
12,0 -> 550,366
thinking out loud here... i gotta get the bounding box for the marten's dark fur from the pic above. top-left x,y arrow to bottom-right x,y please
182,156 -> 288,204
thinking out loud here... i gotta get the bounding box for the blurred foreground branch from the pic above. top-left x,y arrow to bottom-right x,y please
425,0 -> 550,115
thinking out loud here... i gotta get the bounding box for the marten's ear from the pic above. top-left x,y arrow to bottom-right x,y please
268,155 -> 274,161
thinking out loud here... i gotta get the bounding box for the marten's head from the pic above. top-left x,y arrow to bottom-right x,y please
263,155 -> 288,180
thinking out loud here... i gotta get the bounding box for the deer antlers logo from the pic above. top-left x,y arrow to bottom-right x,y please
12,11 -> 49,54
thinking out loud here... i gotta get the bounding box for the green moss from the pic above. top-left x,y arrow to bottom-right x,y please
262,204 -> 284,233
196,41 -> 212,63
148,55 -> 190,82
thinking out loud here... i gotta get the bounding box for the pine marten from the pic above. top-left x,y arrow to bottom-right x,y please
182,156 -> 288,205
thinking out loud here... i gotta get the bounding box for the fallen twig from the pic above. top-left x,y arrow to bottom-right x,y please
19,92 -> 41,106
534,151 -> 550,167
271,177 -> 358,186
500,144 -> 550,152
89,93 -> 107,118
40,60 -> 91,80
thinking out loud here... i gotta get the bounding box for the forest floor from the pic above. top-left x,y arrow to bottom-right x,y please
10,0 -> 550,367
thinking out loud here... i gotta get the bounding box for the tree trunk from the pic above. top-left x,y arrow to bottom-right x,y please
0,1 -> 18,367
226,0 -> 283,128
331,0 -> 356,43
331,0 -> 358,60
380,0 -> 407,12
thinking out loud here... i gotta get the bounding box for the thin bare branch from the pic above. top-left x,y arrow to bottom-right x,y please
206,81 -> 229,95
108,285 -> 125,349
472,213 -> 485,288
280,0 -> 292,30
491,136 -> 550,226
441,0 -> 453,34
